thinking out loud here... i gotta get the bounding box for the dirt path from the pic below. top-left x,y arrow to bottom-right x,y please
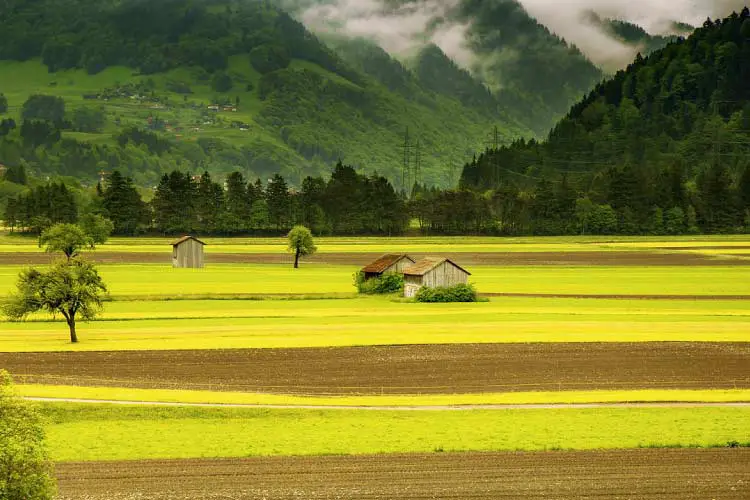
24,397 -> 750,410
56,449 -> 750,499
1,250 -> 747,265
6,343 -> 749,394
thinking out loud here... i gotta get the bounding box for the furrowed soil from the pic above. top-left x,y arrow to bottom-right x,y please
5,343 -> 749,394
1,250 -> 748,265
55,448 -> 750,499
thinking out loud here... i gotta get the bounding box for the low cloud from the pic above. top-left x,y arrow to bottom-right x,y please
287,0 -> 748,72
295,0 -> 475,66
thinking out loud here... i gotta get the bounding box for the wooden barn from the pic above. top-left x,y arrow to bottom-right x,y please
403,258 -> 471,298
171,236 -> 206,268
361,254 -> 416,280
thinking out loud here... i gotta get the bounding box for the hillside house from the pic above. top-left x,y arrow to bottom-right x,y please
361,254 -> 416,280
403,258 -> 471,298
172,236 -> 206,268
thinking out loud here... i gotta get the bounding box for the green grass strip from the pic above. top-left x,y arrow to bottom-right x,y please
38,404 -> 750,462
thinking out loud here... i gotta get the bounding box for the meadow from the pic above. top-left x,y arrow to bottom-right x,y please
39,403 -> 750,462
2,295 -> 750,352
1,234 -> 749,474
2,264 -> 750,298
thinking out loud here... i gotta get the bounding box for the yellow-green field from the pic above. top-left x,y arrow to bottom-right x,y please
2,264 -> 749,298
20,385 -> 750,407
2,234 -> 749,465
2,296 -> 750,352
39,403 -> 750,462
2,233 -> 750,254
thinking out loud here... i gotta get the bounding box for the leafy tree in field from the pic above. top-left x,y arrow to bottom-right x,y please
21,95 -> 66,124
39,223 -> 94,260
79,213 -> 114,245
287,225 -> 316,269
0,370 -> 56,500
0,93 -> 7,114
4,258 -> 107,343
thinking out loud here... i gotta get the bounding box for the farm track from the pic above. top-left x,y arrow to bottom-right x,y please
1,250 -> 748,266
55,448 -> 750,499
6,343 -> 749,394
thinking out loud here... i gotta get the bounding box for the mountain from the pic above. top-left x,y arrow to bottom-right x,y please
0,0 -> 530,188
289,0 -> 605,136
460,8 -> 750,234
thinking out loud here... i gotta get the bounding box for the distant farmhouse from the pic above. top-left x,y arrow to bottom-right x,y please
361,254 -> 416,280
172,236 -> 206,268
403,258 -> 471,298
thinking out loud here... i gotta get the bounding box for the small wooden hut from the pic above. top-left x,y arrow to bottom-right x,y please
361,254 -> 416,280
403,258 -> 471,298
171,236 -> 206,268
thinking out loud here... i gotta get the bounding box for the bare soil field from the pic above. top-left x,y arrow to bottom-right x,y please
6,343 -> 749,394
56,448 -> 750,499
1,250 -> 747,266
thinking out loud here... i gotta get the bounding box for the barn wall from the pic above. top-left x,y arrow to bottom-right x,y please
423,262 -> 469,288
173,239 -> 205,268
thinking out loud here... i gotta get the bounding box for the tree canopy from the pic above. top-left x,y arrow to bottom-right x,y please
4,258 -> 108,343
39,224 -> 94,259
0,370 -> 56,500
287,225 -> 317,268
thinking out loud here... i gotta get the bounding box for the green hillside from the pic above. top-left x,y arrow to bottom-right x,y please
0,0 -> 529,188
457,9 -> 750,235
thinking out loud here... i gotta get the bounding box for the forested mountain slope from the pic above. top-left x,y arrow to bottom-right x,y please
289,0 -> 605,136
0,0 -> 529,188
458,9 -> 750,235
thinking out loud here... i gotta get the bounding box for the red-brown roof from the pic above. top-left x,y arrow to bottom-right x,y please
403,258 -> 471,277
171,235 -> 206,247
361,254 -> 414,274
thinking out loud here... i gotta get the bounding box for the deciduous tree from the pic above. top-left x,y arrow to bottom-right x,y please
39,223 -> 94,260
287,225 -> 316,269
0,370 -> 56,499
4,258 -> 107,343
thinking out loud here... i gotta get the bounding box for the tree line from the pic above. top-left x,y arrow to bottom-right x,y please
3,162 -> 409,236
6,160 -> 750,237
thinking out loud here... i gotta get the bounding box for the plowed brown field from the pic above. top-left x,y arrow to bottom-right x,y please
1,250 -> 747,265
55,448 -> 750,499
6,342 -> 749,394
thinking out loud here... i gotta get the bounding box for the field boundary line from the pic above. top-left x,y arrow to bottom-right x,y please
24,397 -> 750,411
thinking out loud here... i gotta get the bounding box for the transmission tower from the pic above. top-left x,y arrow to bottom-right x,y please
401,127 -> 413,193
414,139 -> 422,192
483,125 -> 501,186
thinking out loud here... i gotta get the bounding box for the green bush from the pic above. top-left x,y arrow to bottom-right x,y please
415,283 -> 477,303
354,271 -> 404,295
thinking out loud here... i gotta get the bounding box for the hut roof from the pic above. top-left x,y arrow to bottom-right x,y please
171,235 -> 206,247
403,258 -> 471,277
361,254 -> 413,274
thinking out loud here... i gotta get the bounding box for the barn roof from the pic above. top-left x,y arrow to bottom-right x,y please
171,235 -> 206,247
403,258 -> 471,277
361,254 -> 414,274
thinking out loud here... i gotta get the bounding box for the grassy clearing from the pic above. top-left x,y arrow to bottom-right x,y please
2,296 -> 749,352
38,403 -> 750,461
19,385 -> 750,407
2,264 -> 748,298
